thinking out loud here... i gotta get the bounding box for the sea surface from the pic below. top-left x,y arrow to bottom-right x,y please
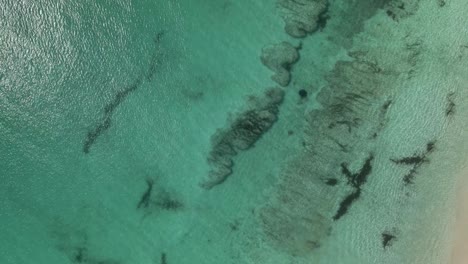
1,0 -> 468,263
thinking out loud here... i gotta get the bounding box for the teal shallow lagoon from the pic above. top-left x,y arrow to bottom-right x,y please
2,0 -> 468,263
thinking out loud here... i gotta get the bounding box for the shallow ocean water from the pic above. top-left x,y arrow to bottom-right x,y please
1,0 -> 468,263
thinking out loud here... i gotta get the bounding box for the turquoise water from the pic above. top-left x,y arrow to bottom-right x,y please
2,0 -> 468,263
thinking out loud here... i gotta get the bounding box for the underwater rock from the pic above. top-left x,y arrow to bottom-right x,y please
298,89 -> 308,99
382,231 -> 397,249
325,178 -> 338,186
260,42 -> 300,87
277,0 -> 328,38
201,88 -> 285,189
160,253 -> 167,264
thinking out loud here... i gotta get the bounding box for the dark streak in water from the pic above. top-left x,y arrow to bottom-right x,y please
155,194 -> 183,211
83,79 -> 141,154
137,178 -> 154,209
446,92 -> 456,116
403,167 -> 418,185
340,162 -> 353,182
391,140 -> 436,185
83,30 -> 165,154
154,31 -> 165,44
333,190 -> 361,221
426,141 -> 436,152
382,99 -> 392,111
57,230 -> 121,264
73,246 -> 87,263
334,154 -> 374,220
147,30 -> 165,81
391,155 -> 427,165
136,179 -> 184,215
341,154 -> 374,188
354,154 -> 374,186
371,99 -> 393,139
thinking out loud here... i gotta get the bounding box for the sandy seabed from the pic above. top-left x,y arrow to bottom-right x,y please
451,166 -> 468,264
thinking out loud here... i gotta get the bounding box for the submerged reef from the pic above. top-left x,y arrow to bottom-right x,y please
257,45 -> 404,256
201,88 -> 285,189
254,6 -> 447,258
326,0 -> 390,48
258,153 -> 334,256
260,42 -> 300,87
316,5 -> 330,32
384,0 -> 420,21
276,0 -> 328,38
